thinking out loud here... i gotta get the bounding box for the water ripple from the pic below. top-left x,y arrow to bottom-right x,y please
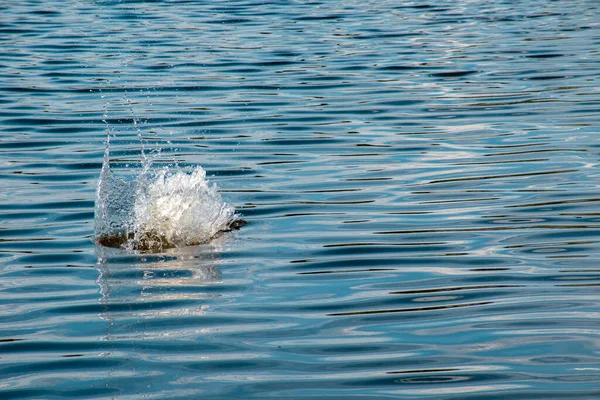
2,0 -> 600,398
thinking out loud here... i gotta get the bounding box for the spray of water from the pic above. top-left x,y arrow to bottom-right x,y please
94,100 -> 243,251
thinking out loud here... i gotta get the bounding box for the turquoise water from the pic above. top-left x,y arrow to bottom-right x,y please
2,1 -> 600,398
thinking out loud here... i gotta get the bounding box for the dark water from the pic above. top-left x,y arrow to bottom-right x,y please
2,1 -> 600,398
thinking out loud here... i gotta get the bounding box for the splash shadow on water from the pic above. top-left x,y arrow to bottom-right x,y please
95,240 -> 228,347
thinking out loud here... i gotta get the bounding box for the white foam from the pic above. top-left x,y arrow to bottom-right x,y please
130,165 -> 235,250
94,139 -> 237,251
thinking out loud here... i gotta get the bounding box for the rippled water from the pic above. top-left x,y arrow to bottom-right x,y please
2,1 -> 600,398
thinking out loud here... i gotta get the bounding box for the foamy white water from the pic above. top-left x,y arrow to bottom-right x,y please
131,165 -> 236,250
94,128 -> 238,251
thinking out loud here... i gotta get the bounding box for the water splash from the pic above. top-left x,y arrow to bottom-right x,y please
94,105 -> 243,251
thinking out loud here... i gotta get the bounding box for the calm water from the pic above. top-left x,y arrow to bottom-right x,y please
2,1 -> 600,398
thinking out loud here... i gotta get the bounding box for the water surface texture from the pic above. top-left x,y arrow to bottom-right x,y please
2,1 -> 600,399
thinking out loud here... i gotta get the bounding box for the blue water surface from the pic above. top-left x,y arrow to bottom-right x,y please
1,1 -> 600,398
